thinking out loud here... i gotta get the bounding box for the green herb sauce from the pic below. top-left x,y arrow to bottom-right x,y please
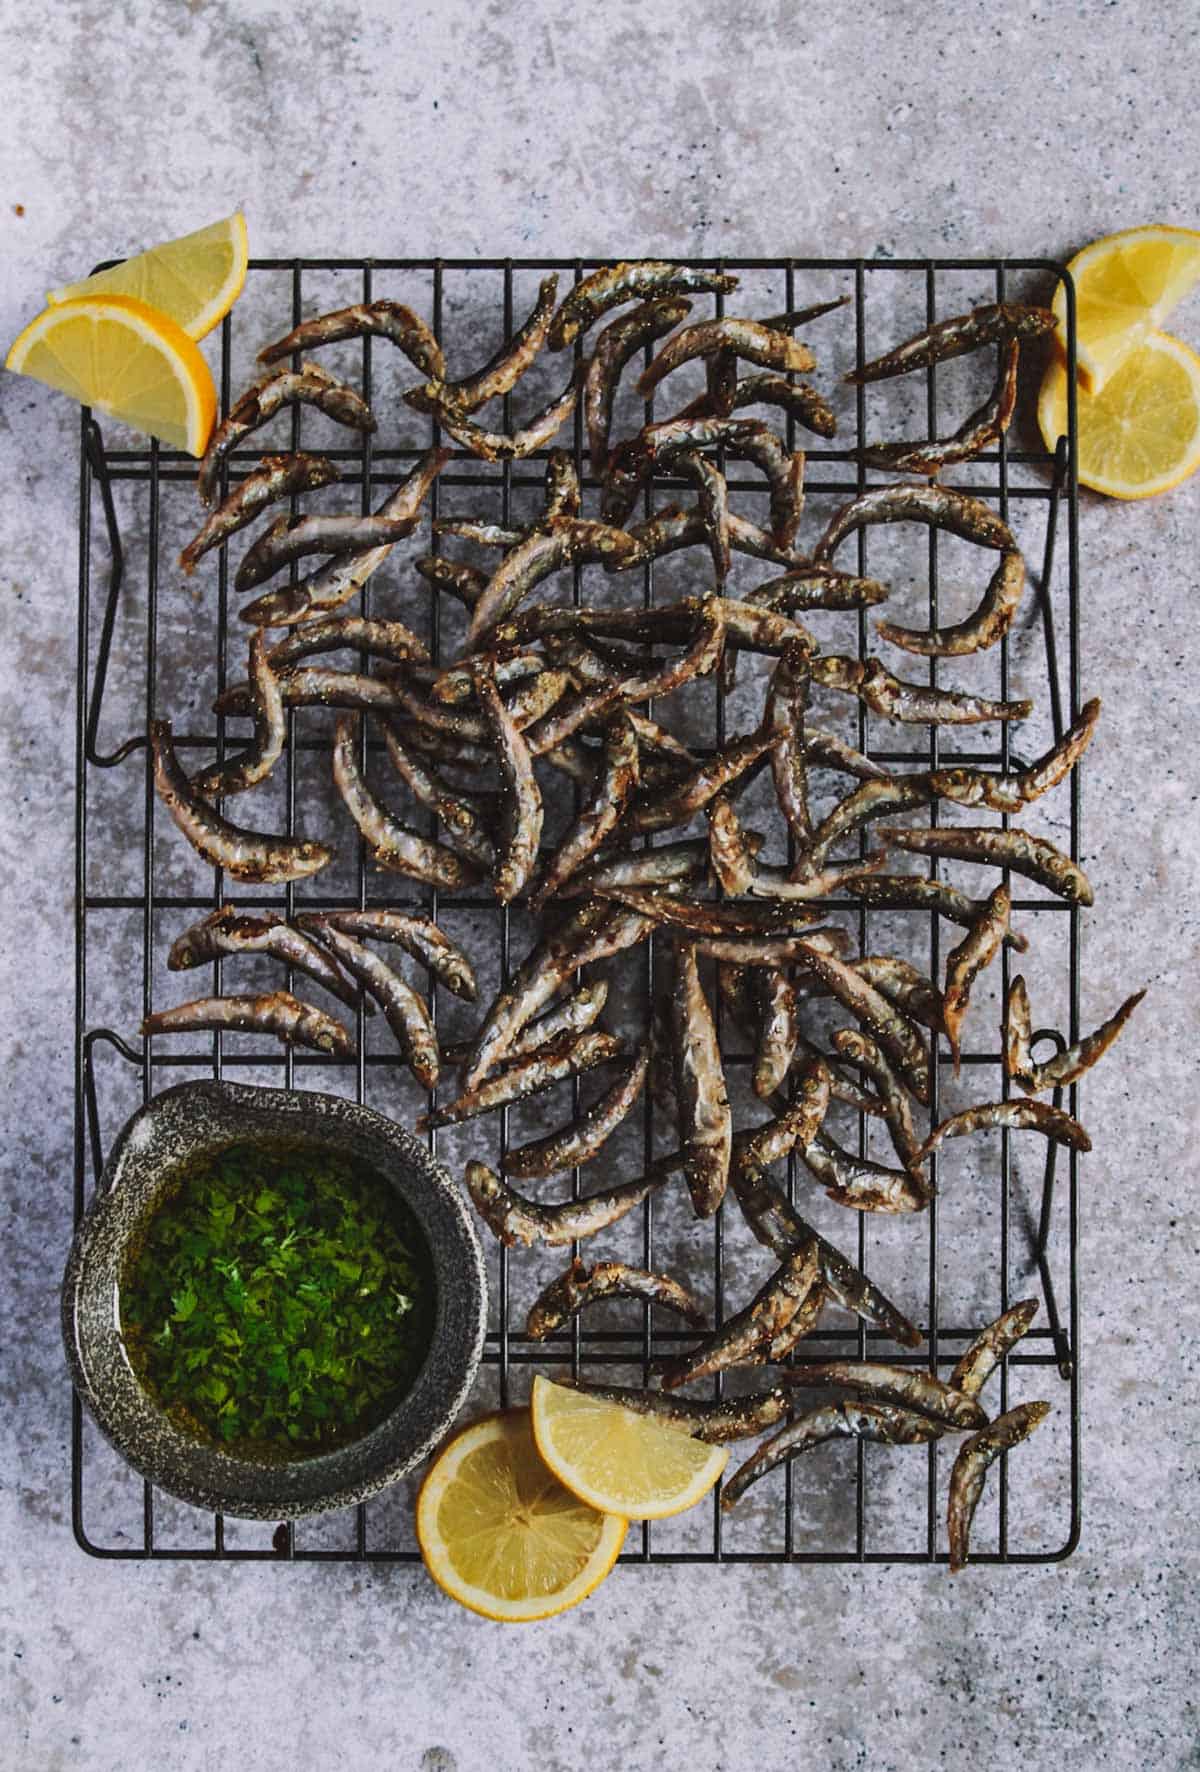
120,1141 -> 435,1460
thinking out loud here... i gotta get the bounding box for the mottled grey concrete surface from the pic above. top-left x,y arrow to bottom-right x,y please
2,1 -> 1199,1767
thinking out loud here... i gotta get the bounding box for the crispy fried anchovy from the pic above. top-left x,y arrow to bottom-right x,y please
659,1244 -> 820,1390
601,887 -> 820,938
877,549 -> 1026,657
930,698 -> 1101,813
167,907 -> 360,1011
302,922 -> 438,1089
638,316 -> 817,398
752,967 -> 799,1099
381,719 -> 495,872
859,338 -> 1020,475
793,941 -> 931,1103
258,299 -> 444,377
951,1300 -> 1040,1399
266,615 -> 429,670
669,447 -> 731,582
948,1400 -> 1051,1572
943,884 -> 1009,1070
679,371 -> 838,438
305,909 -> 477,1002
609,504 -> 806,572
794,774 -> 935,874
747,567 -> 891,615
414,554 -> 487,609
607,415 -> 805,546
412,273 -> 558,414
877,824 -> 1093,906
842,874 -> 1030,952
432,517 -> 526,549
430,651 -> 547,706
730,1169 -> 921,1346
1022,986 -> 1146,1095
847,302 -> 1056,386
719,966 -> 878,1120
193,631 -> 285,800
235,449 -> 449,616
780,1362 -> 986,1429
626,729 -> 773,836
802,1132 -> 929,1213
527,1254 -> 702,1339
694,927 -> 852,966
560,1381 -> 789,1444
431,368 -> 578,462
750,853 -> 888,902
141,990 -> 352,1056
530,713 -> 639,911
197,361 -> 374,507
832,1029 -> 925,1182
814,482 -> 1014,560
543,448 -> 581,522
1004,975 -> 1034,1084
584,296 -> 692,472
672,943 -> 732,1218
465,519 -> 639,649
764,638 -> 812,846
707,794 -> 756,895
151,719 -> 331,884
331,713 -> 476,888
181,453 -> 341,574
392,720 -> 493,773
214,665 -> 415,721
465,1158 -> 677,1248
442,980 -> 610,1067
548,262 -> 739,350
810,656 -> 1032,725
722,1400 -> 943,1509
736,1061 -> 832,1174
238,514 -> 416,595
564,836 -> 754,898
804,726 -> 891,782
472,657 -> 543,902
853,956 -> 947,1036
460,902 -> 653,1089
524,682 -> 624,756
423,1029 -> 622,1132
504,1046 -> 649,1180
917,1099 -> 1092,1165
533,606 -> 727,715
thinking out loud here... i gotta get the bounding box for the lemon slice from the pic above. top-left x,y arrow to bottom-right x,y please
5,295 -> 217,455
1054,224 -> 1200,393
1038,329 -> 1200,500
416,1409 -> 626,1622
47,212 -> 248,342
530,1376 -> 729,1521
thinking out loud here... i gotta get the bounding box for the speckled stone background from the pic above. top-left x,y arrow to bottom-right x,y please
2,2 -> 1199,1767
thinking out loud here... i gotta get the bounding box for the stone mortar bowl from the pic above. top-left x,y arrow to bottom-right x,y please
62,1079 -> 487,1521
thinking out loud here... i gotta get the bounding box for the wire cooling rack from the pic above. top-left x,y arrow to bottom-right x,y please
72,256 -> 1081,1565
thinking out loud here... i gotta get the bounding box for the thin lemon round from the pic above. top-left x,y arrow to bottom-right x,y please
1054,223 -> 1200,394
47,212 -> 248,341
5,295 -> 217,455
530,1376 -> 729,1521
416,1409 -> 626,1623
1038,328 -> 1200,500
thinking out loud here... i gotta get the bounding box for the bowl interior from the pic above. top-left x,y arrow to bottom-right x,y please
63,1081 -> 487,1520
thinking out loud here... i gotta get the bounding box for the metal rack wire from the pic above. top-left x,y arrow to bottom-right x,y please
73,256 -> 1081,1565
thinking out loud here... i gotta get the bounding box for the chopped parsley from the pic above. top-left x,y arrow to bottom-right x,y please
120,1142 -> 434,1459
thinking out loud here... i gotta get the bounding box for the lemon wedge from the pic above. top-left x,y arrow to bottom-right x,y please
1054,224 -> 1200,394
47,212 -> 248,342
5,295 -> 217,455
530,1376 -> 729,1521
416,1409 -> 626,1622
1039,329 -> 1200,500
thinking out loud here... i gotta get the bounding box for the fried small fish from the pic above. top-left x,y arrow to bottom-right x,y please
141,990 -> 352,1056
464,1156 -> 676,1247
948,1400 -> 1051,1572
846,302 -> 1056,385
526,1257 -> 706,1340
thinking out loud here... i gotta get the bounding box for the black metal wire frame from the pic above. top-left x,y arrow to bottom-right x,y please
72,256 -> 1082,1565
